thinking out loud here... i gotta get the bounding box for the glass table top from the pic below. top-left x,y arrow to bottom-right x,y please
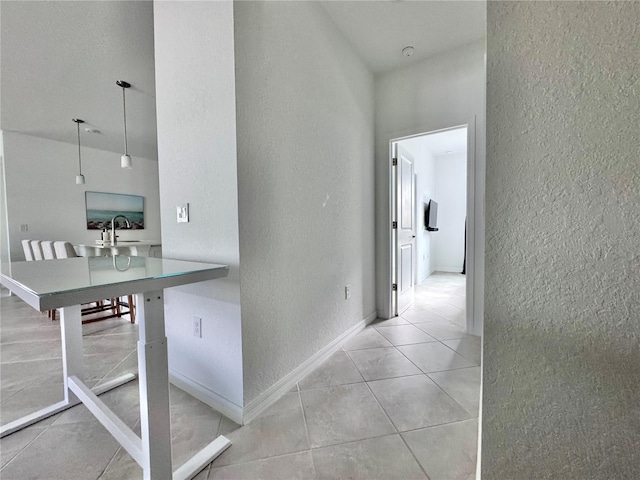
1,256 -> 228,310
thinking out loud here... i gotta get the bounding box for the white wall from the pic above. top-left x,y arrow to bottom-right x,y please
434,152 -> 466,273
153,1 -> 243,417
1,131 -> 161,262
402,139 -> 436,282
375,39 -> 485,332
484,2 -> 640,477
0,133 -> 9,275
233,1 -> 375,405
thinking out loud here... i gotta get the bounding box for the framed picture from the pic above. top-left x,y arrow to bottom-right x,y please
85,191 -> 144,230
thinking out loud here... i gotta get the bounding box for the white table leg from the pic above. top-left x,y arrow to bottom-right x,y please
60,305 -> 84,403
136,290 -> 173,480
1,305 -> 137,438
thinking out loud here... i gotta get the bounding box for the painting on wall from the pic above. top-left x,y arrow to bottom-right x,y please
85,191 -> 144,230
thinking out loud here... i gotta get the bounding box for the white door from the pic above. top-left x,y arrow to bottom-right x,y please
395,144 -> 416,314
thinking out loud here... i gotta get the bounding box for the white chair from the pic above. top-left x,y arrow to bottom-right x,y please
31,240 -> 44,260
53,241 -> 78,259
22,240 -> 34,261
41,241 -> 57,260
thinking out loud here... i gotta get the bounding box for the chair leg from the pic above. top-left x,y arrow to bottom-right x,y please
128,295 -> 135,323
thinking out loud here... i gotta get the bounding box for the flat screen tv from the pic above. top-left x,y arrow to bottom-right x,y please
425,200 -> 439,231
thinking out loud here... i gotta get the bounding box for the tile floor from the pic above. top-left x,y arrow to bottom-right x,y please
0,272 -> 480,479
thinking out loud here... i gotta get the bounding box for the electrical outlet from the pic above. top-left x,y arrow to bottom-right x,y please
345,285 -> 351,300
20,224 -> 28,232
193,316 -> 202,338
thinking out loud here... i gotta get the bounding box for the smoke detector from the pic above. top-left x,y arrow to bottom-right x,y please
402,46 -> 415,57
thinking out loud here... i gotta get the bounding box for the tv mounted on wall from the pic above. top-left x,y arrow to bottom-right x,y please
425,200 -> 439,231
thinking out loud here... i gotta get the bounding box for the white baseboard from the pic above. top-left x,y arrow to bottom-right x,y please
169,370 -> 243,425
435,266 -> 464,273
243,310 -> 377,425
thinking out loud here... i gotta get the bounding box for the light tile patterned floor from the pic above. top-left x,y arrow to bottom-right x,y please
0,272 -> 480,479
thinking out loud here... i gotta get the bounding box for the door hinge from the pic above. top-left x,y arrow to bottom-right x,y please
392,221 -> 397,229
392,283 -> 397,291
392,158 -> 398,166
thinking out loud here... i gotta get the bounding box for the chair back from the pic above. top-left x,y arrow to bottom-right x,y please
31,240 -> 44,261
22,240 -> 34,261
53,241 -> 78,259
41,241 -> 57,260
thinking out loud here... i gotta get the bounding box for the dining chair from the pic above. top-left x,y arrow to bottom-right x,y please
41,241 -> 57,260
30,240 -> 44,260
53,241 -> 135,324
21,240 -> 34,261
53,241 -> 78,259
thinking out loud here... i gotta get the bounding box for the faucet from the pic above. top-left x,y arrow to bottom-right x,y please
110,215 -> 131,245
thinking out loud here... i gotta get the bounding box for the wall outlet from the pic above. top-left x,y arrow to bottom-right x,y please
20,224 -> 28,232
193,316 -> 202,338
345,285 -> 351,300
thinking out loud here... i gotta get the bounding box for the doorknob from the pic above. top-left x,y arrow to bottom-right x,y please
411,235 -> 416,238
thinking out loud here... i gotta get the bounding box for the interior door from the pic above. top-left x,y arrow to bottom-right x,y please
395,143 -> 416,314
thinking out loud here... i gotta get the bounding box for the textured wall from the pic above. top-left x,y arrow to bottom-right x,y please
234,1 -> 375,404
153,1 -> 243,408
375,40 -> 486,331
483,2 -> 640,478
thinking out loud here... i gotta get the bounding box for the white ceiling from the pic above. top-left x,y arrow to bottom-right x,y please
1,1 -> 158,160
320,0 -> 486,74
0,1 -> 485,159
401,126 -> 468,158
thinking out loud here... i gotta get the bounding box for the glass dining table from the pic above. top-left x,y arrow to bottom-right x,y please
1,255 -> 231,480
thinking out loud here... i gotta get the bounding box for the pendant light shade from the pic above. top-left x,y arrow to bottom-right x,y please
117,80 -> 132,169
72,118 -> 85,185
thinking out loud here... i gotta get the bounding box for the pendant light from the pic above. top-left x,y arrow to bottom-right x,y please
72,118 -> 85,184
116,80 -> 132,169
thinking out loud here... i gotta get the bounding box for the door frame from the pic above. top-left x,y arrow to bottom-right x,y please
388,118 -> 483,335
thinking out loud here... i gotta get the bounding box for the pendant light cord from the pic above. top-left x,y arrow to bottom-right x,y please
122,86 -> 128,155
76,121 -> 82,175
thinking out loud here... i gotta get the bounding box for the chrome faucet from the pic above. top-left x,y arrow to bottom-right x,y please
110,215 -> 131,245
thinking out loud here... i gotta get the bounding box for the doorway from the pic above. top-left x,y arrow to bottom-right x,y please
391,124 -> 476,333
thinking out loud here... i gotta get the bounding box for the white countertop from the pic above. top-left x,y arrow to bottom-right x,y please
82,240 -> 161,248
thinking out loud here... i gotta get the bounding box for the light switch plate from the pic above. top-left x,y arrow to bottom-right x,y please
177,203 -> 189,223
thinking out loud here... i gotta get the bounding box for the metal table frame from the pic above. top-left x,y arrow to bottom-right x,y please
1,257 -> 231,480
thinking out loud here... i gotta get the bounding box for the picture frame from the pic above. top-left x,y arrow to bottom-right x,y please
85,191 -> 144,230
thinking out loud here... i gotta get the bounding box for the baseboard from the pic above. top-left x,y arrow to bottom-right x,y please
434,267 -> 464,273
243,310 -> 377,425
169,370 -> 243,425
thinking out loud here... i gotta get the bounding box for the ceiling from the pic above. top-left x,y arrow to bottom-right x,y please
1,1 -> 158,160
0,1 -> 485,159
320,1 -> 486,74
401,126 -> 468,159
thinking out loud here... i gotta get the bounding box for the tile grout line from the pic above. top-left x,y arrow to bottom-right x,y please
0,422 -> 51,473
398,429 -> 432,480
296,383 -> 313,456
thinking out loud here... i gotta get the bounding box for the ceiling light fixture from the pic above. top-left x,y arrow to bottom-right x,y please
72,118 -> 85,185
116,80 -> 132,169
402,45 -> 415,57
